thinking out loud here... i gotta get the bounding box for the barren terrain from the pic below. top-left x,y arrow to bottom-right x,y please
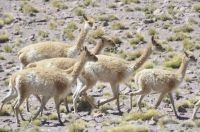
0,0 -> 200,131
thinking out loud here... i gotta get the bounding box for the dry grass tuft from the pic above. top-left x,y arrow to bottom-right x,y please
109,124 -> 148,132
123,109 -> 161,121
66,119 -> 88,132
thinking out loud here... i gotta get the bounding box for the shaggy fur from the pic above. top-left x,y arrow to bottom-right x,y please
18,15 -> 96,69
73,36 -> 165,113
0,47 -> 97,126
129,51 -> 197,118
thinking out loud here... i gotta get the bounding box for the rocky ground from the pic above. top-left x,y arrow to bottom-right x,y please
0,0 -> 200,131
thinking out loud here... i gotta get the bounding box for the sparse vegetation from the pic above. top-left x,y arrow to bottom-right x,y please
38,31 -> 49,38
164,54 -> 182,69
158,117 -> 179,127
193,5 -> 200,12
74,7 -> 85,16
176,100 -> 193,112
182,38 -> 195,51
0,104 -> 12,116
0,32 -> 9,43
174,24 -> 194,33
122,0 -> 141,4
31,119 -> 42,126
63,22 -> 78,40
129,33 -> 144,46
97,14 -> 118,22
157,14 -> 172,21
48,19 -> 57,30
123,109 -> 161,121
20,2 -> 39,13
66,119 -> 88,132
167,32 -> 190,41
148,27 -> 157,36
3,45 -> 13,53
111,22 -> 126,30
51,0 -> 68,9
48,112 -> 58,120
110,124 -> 148,132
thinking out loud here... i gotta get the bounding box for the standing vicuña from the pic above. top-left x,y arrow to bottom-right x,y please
18,14 -> 96,69
0,47 -> 98,126
73,36 -> 165,113
25,36 -> 116,112
129,51 -> 197,118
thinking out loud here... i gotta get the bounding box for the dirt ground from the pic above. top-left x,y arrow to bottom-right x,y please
0,0 -> 200,131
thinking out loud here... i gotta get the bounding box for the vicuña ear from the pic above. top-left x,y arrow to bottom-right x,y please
83,14 -> 88,21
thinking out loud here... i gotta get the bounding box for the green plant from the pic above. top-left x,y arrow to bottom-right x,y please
100,104 -> 113,113
0,19 -> 4,28
63,22 -> 78,40
48,112 -> 58,120
74,7 -> 85,16
0,33 -> 9,43
123,109 -> 161,121
148,27 -> 157,36
3,45 -> 13,53
193,5 -> 200,12
122,0 -> 140,4
48,19 -> 57,30
66,119 -> 87,132
0,104 -> 12,116
167,32 -> 190,41
97,14 -> 118,22
111,22 -> 126,30
157,14 -> 172,21
83,0 -> 94,6
51,0 -> 68,9
174,24 -> 194,33
142,60 -> 155,69
176,100 -> 193,112
0,127 -> 11,132
182,38 -> 195,50
126,50 -> 142,60
129,33 -> 144,46
110,124 -> 148,132
181,120 -> 196,128
38,31 -> 49,38
3,14 -> 14,25
31,119 -> 42,126
164,54 -> 182,69
158,117 -> 179,127
21,2 -> 39,13
108,3 -> 117,9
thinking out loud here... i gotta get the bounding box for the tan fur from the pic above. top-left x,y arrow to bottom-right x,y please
18,15 -> 96,69
130,51 -> 197,118
24,36 -> 116,112
0,48 -> 97,126
73,36 -> 164,113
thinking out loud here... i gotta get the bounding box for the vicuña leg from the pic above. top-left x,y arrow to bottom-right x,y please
129,88 -> 150,111
168,93 -> 179,118
32,96 -> 50,120
14,96 -> 26,126
192,100 -> 200,119
54,96 -> 63,125
0,92 -> 17,111
154,92 -> 166,108
98,83 -> 121,112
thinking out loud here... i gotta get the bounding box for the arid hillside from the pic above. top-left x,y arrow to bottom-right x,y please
0,0 -> 200,131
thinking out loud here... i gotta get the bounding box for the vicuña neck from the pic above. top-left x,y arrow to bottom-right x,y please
176,56 -> 189,80
92,40 -> 104,55
70,54 -> 86,82
132,43 -> 153,70
74,27 -> 88,50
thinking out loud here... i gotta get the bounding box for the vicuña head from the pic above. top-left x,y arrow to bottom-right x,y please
72,35 -> 165,113
129,50 -> 197,118
0,47 -> 97,126
18,14 -> 96,69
